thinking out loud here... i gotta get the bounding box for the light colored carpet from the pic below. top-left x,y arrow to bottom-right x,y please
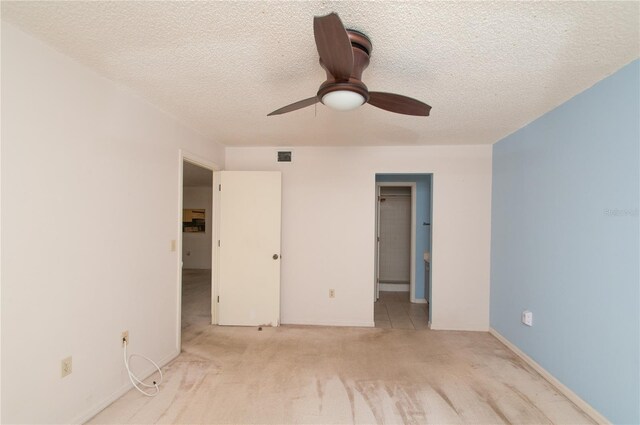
89,270 -> 594,424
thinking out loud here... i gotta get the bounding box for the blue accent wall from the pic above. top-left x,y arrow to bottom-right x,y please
490,60 -> 639,424
376,174 -> 432,300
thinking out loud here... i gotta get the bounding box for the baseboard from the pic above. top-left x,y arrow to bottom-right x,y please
282,319 -> 375,328
71,348 -> 181,424
379,283 -> 409,291
489,328 -> 610,425
411,298 -> 428,304
429,323 -> 488,331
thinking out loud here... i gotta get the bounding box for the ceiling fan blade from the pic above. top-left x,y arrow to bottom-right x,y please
267,96 -> 319,116
367,92 -> 432,116
313,13 -> 354,81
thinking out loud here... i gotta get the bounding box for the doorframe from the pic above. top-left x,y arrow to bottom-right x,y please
176,149 -> 219,352
375,182 -> 417,302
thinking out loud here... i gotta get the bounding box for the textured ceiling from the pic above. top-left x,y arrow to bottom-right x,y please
2,1 -> 638,147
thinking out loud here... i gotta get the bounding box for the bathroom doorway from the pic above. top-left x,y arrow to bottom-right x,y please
374,174 -> 432,329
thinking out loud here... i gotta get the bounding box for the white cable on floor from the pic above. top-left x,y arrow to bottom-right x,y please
123,339 -> 163,397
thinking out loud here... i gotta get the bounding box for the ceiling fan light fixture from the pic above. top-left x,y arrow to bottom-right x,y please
321,90 -> 365,111
267,13 -> 431,117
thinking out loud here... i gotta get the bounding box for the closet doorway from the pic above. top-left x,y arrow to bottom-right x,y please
376,184 -> 414,298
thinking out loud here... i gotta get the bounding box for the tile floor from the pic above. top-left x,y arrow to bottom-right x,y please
374,291 -> 429,329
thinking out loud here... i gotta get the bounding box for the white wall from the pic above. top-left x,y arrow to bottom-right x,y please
1,23 -> 224,423
182,187 -> 213,269
225,146 -> 492,330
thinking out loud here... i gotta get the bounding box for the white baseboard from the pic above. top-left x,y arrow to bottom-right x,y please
379,283 -> 409,291
489,328 -> 610,425
429,323 -> 488,331
282,319 -> 375,328
411,298 -> 428,304
72,349 -> 181,424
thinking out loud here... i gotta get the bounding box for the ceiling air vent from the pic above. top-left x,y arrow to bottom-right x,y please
277,151 -> 292,162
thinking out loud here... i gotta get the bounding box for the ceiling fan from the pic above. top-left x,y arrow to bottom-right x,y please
268,12 -> 431,117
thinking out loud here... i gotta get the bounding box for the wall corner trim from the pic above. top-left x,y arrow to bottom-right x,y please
488,328 -> 611,425
71,349 -> 181,424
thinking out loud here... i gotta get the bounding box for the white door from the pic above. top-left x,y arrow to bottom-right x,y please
216,171 -> 281,326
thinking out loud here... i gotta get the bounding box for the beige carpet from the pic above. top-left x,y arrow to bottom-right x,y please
89,270 -> 594,424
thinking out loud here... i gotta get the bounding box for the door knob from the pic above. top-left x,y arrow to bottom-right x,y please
273,254 -> 279,260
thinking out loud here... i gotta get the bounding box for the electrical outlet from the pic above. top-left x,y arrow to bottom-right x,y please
121,330 -> 129,346
61,356 -> 72,378
522,310 -> 533,327
329,289 -> 335,298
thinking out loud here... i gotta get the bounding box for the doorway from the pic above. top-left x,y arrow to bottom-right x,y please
178,154 -> 217,350
374,174 -> 432,329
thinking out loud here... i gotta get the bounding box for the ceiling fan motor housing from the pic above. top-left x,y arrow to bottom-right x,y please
318,30 -> 372,103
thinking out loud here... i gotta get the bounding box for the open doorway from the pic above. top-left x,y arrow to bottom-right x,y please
374,174 -> 432,330
181,160 -> 213,345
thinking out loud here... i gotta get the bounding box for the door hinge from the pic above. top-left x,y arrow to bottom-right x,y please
217,296 -> 219,303
218,184 -> 221,191
218,240 -> 220,247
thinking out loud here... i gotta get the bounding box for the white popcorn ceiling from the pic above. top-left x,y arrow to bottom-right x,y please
2,1 -> 638,147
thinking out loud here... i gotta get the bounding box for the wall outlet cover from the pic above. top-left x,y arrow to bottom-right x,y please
522,310 -> 533,326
